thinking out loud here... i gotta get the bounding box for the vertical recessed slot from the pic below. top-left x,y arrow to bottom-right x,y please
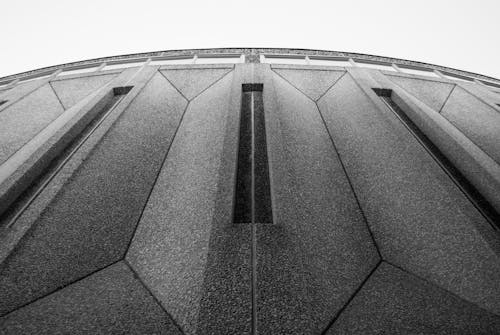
373,88 -> 500,230
234,84 -> 272,223
2,86 -> 134,227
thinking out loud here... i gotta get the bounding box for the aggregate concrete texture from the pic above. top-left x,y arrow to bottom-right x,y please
0,70 -> 187,316
441,85 -> 500,164
0,262 -> 182,335
253,70 -> 379,334
0,59 -> 499,333
0,79 -> 48,105
160,66 -> 233,100
50,73 -> 118,109
369,69 -> 500,220
126,69 -> 253,335
272,66 -> 345,101
385,73 -> 455,111
326,262 -> 500,335
0,84 -> 65,165
317,72 -> 500,315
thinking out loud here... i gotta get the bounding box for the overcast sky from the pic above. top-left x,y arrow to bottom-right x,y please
1,0 -> 499,79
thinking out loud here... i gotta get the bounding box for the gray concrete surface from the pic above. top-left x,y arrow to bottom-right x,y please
317,71 -> 500,315
0,70 -> 187,316
385,73 -> 455,111
272,66 -> 345,101
0,261 -> 182,335
441,86 -> 500,164
126,70 -> 253,335
0,84 -> 65,165
370,68 -> 500,228
253,70 -> 379,334
50,73 -> 118,109
0,57 -> 499,333
326,262 -> 500,335
160,66 -> 233,100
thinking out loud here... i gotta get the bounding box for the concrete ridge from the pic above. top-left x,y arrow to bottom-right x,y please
1,47 -> 500,85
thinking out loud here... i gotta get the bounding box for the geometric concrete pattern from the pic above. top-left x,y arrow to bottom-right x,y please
0,84 -> 65,165
0,52 -> 500,334
386,73 -> 456,111
50,73 -> 118,109
272,67 -> 345,101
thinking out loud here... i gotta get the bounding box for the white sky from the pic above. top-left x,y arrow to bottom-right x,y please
1,0 -> 499,79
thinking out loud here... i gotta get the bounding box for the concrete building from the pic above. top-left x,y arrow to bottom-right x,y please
0,48 -> 499,334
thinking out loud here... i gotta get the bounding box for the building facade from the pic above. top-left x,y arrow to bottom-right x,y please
0,48 -> 500,334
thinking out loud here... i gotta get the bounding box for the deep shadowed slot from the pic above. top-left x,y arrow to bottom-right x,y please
1,86 -> 134,228
234,83 -> 273,223
0,100 -> 7,107
373,88 -> 500,230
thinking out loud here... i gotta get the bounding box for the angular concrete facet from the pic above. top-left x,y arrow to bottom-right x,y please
326,262 -> 500,335
317,73 -> 500,315
0,71 -> 187,316
254,72 -> 379,334
386,74 -> 455,111
0,262 -> 182,335
1,53 -> 499,333
441,86 -> 500,164
160,67 -> 233,100
127,71 -> 252,335
272,68 -> 345,101
0,84 -> 65,165
50,73 -> 117,109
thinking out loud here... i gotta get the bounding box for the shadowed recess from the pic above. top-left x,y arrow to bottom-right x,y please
0,71 -> 187,316
234,83 -> 272,224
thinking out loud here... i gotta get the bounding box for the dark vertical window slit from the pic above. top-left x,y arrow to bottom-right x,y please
373,88 -> 500,230
234,84 -> 272,224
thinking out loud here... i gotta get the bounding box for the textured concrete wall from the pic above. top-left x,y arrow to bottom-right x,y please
0,62 -> 499,334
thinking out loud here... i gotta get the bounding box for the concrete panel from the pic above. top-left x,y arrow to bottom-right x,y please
326,262 -> 500,335
0,80 -> 45,102
272,68 -> 345,101
0,67 -> 151,264
368,69 -> 500,221
254,71 -> 379,334
386,73 -> 455,111
461,81 -> 500,106
317,73 -> 500,315
160,67 -> 233,100
0,262 -> 181,335
127,71 -> 252,335
0,84 -> 64,165
50,73 -> 117,109
441,86 -> 500,164
0,71 -> 187,316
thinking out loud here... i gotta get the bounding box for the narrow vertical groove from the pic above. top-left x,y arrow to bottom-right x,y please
4,89 -> 129,229
250,91 -> 258,335
251,222 -> 258,335
374,88 -> 500,230
235,83 -> 271,334
251,92 -> 256,224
